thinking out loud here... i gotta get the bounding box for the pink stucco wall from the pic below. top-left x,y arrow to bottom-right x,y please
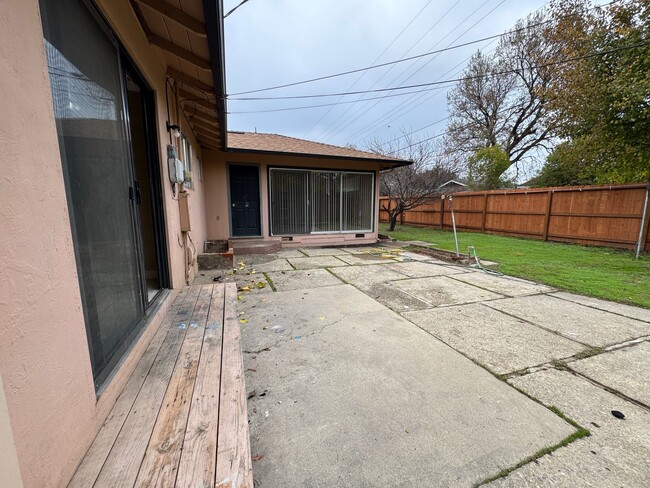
0,1 -> 210,486
203,150 -> 386,246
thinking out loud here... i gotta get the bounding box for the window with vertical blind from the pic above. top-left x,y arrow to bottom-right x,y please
269,168 -> 374,235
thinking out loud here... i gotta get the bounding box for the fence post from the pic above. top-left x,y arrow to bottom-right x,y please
542,190 -> 553,241
481,193 -> 488,232
439,197 -> 445,229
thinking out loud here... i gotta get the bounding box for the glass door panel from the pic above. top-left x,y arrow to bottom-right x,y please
40,0 -> 144,383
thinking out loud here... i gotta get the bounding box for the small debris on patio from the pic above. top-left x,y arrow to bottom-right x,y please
239,319 -> 248,324
247,390 -> 256,400
251,454 -> 265,462
611,410 -> 626,419
271,325 -> 285,333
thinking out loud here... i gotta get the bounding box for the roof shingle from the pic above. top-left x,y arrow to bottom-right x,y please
226,131 -> 406,163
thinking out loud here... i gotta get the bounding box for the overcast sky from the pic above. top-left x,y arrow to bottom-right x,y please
222,1 -> 574,153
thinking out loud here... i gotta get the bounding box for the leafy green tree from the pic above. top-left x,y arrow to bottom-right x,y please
467,146 -> 514,190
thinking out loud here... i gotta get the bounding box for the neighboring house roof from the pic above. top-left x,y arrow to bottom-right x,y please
227,131 -> 410,166
438,179 -> 468,189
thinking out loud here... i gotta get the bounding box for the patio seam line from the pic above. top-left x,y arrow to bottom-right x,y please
545,293 -> 650,324
131,287 -> 204,485
564,363 -> 650,412
444,273 -> 555,298
395,306 -> 590,487
75,289 -> 188,487
503,337 -> 650,391
480,301 -> 596,349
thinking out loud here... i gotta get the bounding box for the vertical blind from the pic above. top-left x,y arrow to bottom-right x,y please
269,169 -> 374,235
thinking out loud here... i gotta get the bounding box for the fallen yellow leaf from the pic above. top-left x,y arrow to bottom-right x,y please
239,319 -> 248,324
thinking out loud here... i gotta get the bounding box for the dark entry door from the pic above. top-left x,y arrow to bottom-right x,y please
229,165 -> 261,236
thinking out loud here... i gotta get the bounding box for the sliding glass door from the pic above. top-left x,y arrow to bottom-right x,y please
269,168 -> 374,236
40,0 -> 167,387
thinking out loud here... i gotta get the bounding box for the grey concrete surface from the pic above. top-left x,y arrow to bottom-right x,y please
265,268 -> 343,291
403,304 -> 586,374
299,247 -> 351,257
287,255 -> 347,269
491,368 -> 650,487
551,291 -> 650,323
571,341 -> 650,406
336,253 -> 398,265
240,286 -> 575,488
450,272 -> 555,297
231,245 -> 650,487
486,295 -> 650,347
386,261 -> 466,278
391,275 -> 503,307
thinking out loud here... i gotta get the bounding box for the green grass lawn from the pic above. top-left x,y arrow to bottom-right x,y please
380,223 -> 650,309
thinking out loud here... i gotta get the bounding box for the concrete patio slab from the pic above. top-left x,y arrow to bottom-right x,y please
386,261 -> 466,278
363,282 -> 433,313
287,255 -> 347,269
571,341 -> 650,406
298,247 -> 351,257
392,250 -> 433,261
328,263 -> 408,286
403,304 -> 586,374
450,272 -> 555,297
192,270 -> 271,294
240,285 -> 575,488
550,291 -> 650,323
337,245 -> 385,254
391,275 -> 503,307
265,268 -> 343,291
336,253 -> 398,265
486,295 -> 650,347
249,258 -> 294,272
492,369 -> 650,487
275,248 -> 306,258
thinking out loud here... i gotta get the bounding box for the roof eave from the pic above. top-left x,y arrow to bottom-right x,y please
225,147 -> 411,167
202,0 -> 228,150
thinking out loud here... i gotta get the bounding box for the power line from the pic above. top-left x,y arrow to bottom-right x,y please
229,0 -> 619,97
224,0 -> 251,18
301,0 -> 437,139
228,39 -> 650,102
311,0 -> 466,142
321,0 -> 508,143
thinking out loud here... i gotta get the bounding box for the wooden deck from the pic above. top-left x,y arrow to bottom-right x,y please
68,283 -> 253,488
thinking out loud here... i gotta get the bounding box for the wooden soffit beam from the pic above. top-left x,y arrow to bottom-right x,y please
149,34 -> 211,71
137,0 -> 207,36
167,67 -> 213,93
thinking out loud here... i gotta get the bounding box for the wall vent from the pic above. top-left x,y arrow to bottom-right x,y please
355,233 -> 365,238
281,236 -> 293,241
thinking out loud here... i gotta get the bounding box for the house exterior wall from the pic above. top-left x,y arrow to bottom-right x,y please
0,1 -> 210,487
203,150 -> 383,247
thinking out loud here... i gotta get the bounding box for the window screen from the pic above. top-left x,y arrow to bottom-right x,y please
269,169 -> 374,235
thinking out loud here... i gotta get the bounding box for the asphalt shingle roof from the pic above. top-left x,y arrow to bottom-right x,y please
227,131 -> 406,162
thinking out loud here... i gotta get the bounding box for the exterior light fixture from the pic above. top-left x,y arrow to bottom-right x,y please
166,121 -> 181,139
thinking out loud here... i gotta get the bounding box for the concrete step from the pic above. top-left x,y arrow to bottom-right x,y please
198,252 -> 233,270
231,240 -> 282,255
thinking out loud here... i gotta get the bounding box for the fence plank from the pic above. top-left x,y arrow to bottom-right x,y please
379,183 -> 649,251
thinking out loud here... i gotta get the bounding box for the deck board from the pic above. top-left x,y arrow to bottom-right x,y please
135,285 -> 214,486
176,284 -> 225,487
92,285 -> 202,486
68,288 -> 190,488
69,283 -> 250,488
215,284 -> 253,487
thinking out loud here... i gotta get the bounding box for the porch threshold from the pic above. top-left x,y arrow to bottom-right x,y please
68,283 -> 252,487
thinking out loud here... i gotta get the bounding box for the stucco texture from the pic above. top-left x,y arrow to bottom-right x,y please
0,1 -> 208,486
202,150 -> 382,246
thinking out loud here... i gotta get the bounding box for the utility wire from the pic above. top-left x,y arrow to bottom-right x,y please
312,0 -> 470,142
301,0 -> 438,139
229,0 -> 620,97
224,0 -> 251,18
322,0 -> 508,143
229,39 -> 650,101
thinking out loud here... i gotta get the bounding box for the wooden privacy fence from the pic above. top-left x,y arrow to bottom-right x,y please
379,183 -> 650,251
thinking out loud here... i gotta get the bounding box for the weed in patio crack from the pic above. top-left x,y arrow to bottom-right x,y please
263,272 -> 277,292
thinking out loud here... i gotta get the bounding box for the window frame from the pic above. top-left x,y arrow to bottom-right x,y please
268,166 -> 375,237
180,134 -> 194,189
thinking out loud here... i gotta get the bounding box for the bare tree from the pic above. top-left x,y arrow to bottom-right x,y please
446,11 -> 558,172
367,133 -> 460,231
